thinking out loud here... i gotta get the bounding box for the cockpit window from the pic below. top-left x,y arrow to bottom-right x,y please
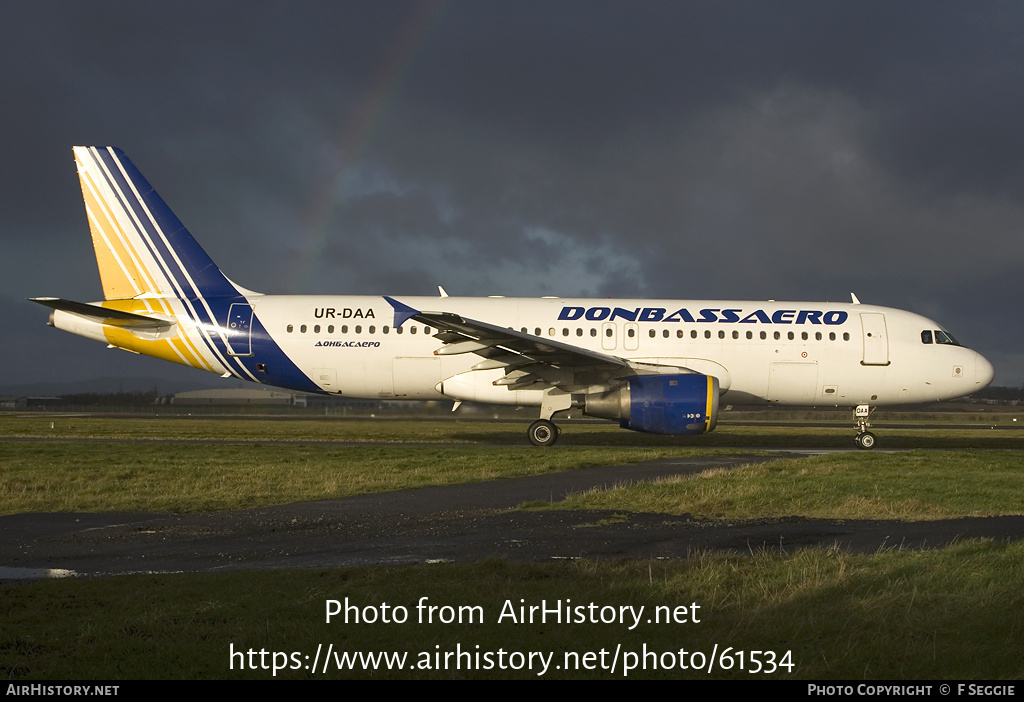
921,330 -> 933,344
934,330 -> 960,346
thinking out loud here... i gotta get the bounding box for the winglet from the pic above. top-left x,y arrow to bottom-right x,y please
383,296 -> 420,328
851,292 -> 861,304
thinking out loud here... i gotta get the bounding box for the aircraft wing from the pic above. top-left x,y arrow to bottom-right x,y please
384,296 -> 660,392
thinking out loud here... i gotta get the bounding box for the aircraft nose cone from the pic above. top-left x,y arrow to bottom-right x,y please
975,352 -> 995,388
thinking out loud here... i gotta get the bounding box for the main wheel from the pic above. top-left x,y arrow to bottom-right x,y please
528,419 -> 559,447
855,431 -> 877,450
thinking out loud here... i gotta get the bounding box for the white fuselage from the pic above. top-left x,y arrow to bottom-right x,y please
246,295 -> 992,407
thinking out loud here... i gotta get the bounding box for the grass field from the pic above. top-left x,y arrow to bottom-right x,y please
1,413 -> 1023,679
534,450 -> 1024,520
4,545 -> 1024,679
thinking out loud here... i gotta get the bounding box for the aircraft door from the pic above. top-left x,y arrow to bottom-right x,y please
860,313 -> 890,366
601,322 -> 617,350
225,302 -> 254,357
624,323 -> 639,350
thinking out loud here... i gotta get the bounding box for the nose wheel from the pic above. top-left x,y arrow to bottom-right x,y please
854,404 -> 876,450
855,431 -> 876,450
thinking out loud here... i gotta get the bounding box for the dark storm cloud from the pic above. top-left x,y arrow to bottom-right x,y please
3,1 -> 1023,386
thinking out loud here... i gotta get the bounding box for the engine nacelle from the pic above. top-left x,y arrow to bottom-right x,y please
584,373 -> 719,435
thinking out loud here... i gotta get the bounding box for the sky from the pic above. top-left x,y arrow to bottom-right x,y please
2,0 -> 1022,390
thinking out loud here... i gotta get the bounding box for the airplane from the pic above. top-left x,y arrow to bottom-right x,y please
31,146 -> 994,449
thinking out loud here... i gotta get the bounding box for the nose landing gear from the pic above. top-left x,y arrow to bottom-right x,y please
854,404 -> 876,450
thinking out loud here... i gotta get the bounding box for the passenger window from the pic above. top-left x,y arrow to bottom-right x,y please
314,325 -> 320,333
286,324 -> 293,333
300,325 -> 307,333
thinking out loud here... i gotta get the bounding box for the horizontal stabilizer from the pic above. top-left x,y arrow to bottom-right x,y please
29,297 -> 175,331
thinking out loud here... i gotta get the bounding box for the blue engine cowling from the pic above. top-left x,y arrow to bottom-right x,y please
583,373 -> 719,435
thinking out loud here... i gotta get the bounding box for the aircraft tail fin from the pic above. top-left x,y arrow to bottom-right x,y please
73,146 -> 240,302
32,148 -> 320,392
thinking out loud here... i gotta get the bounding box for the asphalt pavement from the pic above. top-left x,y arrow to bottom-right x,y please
4,452 -> 1024,579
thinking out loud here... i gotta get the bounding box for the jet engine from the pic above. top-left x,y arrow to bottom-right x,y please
584,373 -> 719,435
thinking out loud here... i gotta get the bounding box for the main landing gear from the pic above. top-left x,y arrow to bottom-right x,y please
528,419 -> 560,447
527,390 -> 573,447
854,404 -> 876,450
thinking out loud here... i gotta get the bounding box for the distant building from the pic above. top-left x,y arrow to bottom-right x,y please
170,388 -> 306,406
23,397 -> 64,409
